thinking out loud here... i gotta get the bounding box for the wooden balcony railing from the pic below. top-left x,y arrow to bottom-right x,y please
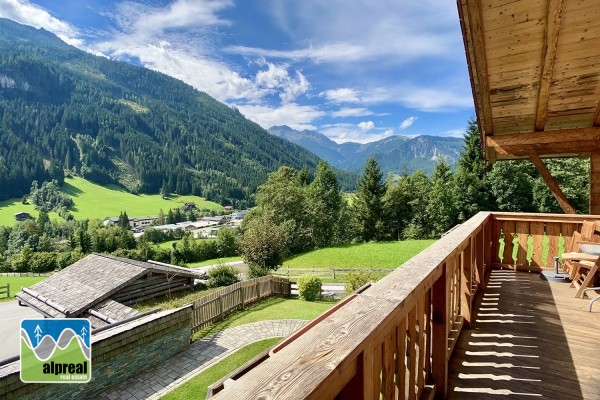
210,212 -> 600,400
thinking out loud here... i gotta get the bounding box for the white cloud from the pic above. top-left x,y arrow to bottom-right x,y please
321,123 -> 394,144
443,129 -> 466,138
0,0 -> 83,46
255,63 -> 310,103
320,88 -> 360,103
362,85 -> 473,112
330,107 -> 374,118
358,121 -> 375,131
400,116 -> 417,130
235,102 -> 325,131
231,0 -> 461,65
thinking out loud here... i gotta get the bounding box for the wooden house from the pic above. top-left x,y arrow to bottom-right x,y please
207,1 -> 600,399
13,212 -> 31,221
16,253 -> 205,329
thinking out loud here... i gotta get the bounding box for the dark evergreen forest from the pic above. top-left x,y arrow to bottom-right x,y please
0,18 -> 356,207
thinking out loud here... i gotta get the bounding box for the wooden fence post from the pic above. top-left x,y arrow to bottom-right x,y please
7,283 -> 9,298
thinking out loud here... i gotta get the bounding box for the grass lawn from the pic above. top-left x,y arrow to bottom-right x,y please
0,275 -> 48,303
193,297 -> 336,340
283,239 -> 435,269
133,286 -> 218,312
188,257 -> 243,268
0,176 -> 223,226
160,337 -> 281,400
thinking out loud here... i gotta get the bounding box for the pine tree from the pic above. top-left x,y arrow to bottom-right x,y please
307,161 -> 343,247
455,117 -> 493,221
353,157 -> 385,242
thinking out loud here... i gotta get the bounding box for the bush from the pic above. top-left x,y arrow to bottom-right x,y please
247,264 -> 270,278
345,271 -> 377,294
297,274 -> 322,301
207,264 -> 239,288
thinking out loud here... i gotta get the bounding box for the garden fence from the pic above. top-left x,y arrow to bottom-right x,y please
0,284 -> 9,299
191,276 -> 290,333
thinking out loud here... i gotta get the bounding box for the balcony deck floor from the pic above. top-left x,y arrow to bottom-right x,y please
447,269 -> 600,400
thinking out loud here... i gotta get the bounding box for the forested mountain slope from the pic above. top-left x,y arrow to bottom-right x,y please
268,125 -> 464,174
0,18 -> 327,207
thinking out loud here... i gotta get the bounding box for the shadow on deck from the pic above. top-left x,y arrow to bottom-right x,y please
448,269 -> 600,400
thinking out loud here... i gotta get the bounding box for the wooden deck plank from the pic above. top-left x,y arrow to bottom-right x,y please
448,269 -> 600,400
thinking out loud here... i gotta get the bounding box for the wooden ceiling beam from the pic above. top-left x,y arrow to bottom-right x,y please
487,127 -> 600,158
529,155 -> 576,214
535,0 -> 564,131
458,0 -> 493,136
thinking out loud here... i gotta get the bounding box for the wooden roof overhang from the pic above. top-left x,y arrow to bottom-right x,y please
458,0 -> 600,213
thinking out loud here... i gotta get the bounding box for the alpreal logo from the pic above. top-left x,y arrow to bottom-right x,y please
20,319 -> 91,383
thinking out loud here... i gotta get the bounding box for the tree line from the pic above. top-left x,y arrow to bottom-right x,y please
0,118 -> 589,274
235,117 -> 588,274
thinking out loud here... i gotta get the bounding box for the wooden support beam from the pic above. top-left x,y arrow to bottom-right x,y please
529,155 -> 576,214
486,127 -> 600,158
590,154 -> 600,215
458,0 -> 493,136
535,0 -> 564,131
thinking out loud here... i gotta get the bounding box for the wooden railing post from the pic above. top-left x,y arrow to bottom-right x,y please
461,237 -> 473,328
431,264 -> 448,399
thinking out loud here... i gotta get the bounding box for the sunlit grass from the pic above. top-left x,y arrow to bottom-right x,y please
0,176 -> 223,226
160,338 -> 281,400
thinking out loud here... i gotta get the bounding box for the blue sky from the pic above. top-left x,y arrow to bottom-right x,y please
0,0 -> 475,143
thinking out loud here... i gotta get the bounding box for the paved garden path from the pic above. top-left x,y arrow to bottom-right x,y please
98,319 -> 308,400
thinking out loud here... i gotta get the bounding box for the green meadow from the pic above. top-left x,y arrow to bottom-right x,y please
0,176 -> 223,226
282,239 -> 435,269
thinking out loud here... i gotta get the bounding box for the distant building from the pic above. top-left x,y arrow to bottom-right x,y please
223,205 -> 234,211
103,216 -> 156,230
14,212 -> 32,221
181,202 -> 197,212
231,210 -> 249,221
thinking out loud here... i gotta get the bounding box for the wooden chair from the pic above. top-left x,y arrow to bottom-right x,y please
561,221 -> 600,298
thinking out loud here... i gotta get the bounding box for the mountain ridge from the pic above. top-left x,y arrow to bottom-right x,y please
268,125 -> 464,175
0,18 -> 345,207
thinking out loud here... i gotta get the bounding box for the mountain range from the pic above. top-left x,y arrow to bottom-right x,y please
0,18 -> 358,208
268,126 -> 464,175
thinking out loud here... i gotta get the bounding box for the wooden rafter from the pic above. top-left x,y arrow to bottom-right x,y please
534,0 -> 564,131
529,155 -> 576,214
487,127 -> 600,158
458,0 -> 493,136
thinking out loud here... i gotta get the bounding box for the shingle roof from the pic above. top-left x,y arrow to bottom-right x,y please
15,253 -> 204,319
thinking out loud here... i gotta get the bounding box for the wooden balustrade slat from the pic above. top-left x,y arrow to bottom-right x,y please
502,220 -> 516,265
383,333 -> 395,400
516,221 -> 530,268
461,239 -> 473,327
530,221 -> 545,268
408,305 -> 417,400
396,317 -> 407,400
417,298 -> 426,399
546,222 -> 561,263
373,341 -> 383,400
561,222 -> 575,257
